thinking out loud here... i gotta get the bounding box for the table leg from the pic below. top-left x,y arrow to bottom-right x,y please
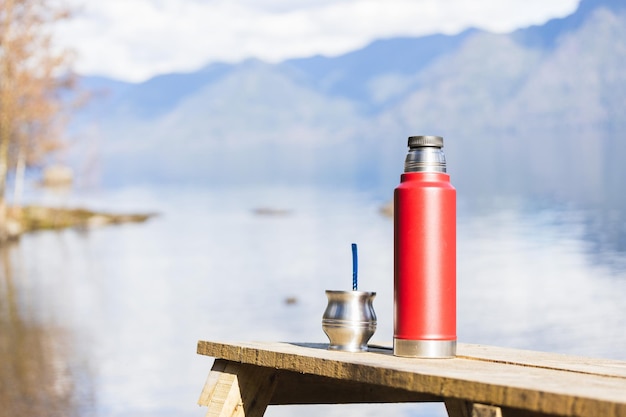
445,399 -> 503,417
199,359 -> 278,417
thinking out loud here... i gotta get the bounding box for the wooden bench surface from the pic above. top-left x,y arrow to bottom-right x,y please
197,340 -> 626,417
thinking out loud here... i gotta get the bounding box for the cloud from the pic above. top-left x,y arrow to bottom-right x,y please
56,0 -> 579,82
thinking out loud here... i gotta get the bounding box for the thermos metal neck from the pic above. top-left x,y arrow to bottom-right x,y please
404,135 -> 446,173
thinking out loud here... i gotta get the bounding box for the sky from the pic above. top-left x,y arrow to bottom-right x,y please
56,0 -> 580,83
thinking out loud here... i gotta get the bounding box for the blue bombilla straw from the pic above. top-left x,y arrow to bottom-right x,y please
351,243 -> 358,291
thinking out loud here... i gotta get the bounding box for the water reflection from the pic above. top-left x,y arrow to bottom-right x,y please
1,185 -> 625,417
0,244 -> 94,417
459,195 -> 626,275
581,207 -> 626,271
456,204 -> 626,359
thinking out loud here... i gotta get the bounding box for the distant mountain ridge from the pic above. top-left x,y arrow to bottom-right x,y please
512,0 -> 625,48
72,0 -> 626,208
280,29 -> 479,111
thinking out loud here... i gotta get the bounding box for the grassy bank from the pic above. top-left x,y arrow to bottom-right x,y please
5,205 -> 155,239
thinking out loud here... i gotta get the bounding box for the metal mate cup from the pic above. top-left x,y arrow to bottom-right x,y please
322,290 -> 377,352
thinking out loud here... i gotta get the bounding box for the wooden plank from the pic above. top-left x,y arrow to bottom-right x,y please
458,344 -> 626,379
197,341 -> 626,417
371,343 -> 626,378
198,359 -> 277,417
500,407 -> 563,417
198,360 -> 228,407
270,368 -> 441,404
207,365 -> 241,417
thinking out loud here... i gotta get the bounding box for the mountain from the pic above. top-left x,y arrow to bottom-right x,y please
513,0 -> 625,48
280,29 -> 479,112
74,62 -> 236,121
70,0 -> 626,207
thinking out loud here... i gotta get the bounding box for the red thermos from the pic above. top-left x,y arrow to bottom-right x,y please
394,135 -> 456,358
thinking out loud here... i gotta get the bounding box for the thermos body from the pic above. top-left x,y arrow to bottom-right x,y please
393,136 -> 457,358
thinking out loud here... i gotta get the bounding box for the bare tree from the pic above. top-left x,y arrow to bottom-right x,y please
0,0 -> 74,240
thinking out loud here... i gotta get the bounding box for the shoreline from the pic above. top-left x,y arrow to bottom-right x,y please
3,205 -> 156,240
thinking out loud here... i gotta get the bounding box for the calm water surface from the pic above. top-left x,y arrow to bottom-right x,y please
1,185 -> 625,417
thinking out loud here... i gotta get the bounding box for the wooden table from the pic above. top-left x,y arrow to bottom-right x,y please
196,340 -> 626,417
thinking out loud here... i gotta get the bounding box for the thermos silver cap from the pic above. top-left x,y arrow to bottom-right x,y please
404,135 -> 446,173
408,135 -> 443,148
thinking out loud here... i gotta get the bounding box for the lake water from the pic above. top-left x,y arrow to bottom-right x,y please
1,184 -> 625,417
